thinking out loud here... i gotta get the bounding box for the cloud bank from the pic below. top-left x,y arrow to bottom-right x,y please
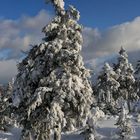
0,10 -> 140,83
0,10 -> 51,60
0,60 -> 17,83
0,10 -> 52,83
82,17 -> 140,61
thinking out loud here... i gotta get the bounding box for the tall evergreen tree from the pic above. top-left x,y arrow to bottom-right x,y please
96,63 -> 120,114
12,0 -> 93,139
114,47 -> 139,112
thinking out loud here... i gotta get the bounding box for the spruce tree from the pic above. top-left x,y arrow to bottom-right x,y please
96,63 -> 120,114
12,0 -> 93,139
0,85 -> 5,131
0,83 -> 12,131
115,105 -> 134,140
135,60 -> 140,97
135,60 -> 140,75
83,113 -> 99,140
114,47 -> 139,112
84,126 -> 97,140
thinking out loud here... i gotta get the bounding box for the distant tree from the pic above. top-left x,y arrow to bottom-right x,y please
81,111 -> 99,140
135,60 -> 140,97
0,85 -> 3,97
114,47 -> 139,112
135,60 -> 140,75
84,125 -> 97,140
115,104 -> 134,140
0,82 -> 13,131
12,0 -> 93,139
96,63 -> 120,114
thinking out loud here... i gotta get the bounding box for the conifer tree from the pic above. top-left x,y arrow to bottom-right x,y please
115,105 -> 134,140
96,63 -> 120,114
114,47 -> 139,112
84,113 -> 99,140
0,83 -> 12,131
12,0 -> 93,139
135,60 -> 140,75
84,126 -> 97,140
0,86 -> 6,131
135,60 -> 140,97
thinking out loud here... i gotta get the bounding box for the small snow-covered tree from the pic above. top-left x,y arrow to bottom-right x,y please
135,60 -> 140,75
0,83 -> 13,131
0,85 -> 3,96
96,63 -> 120,114
84,126 -> 97,140
12,0 -> 93,139
135,60 -> 140,97
114,47 -> 139,112
6,82 -> 13,95
115,105 -> 134,140
81,112 -> 99,140
0,86 -> 5,131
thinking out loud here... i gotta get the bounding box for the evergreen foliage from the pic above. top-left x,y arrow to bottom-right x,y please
12,0 -> 93,139
114,47 -> 139,112
115,105 -> 134,140
0,82 -> 13,131
96,63 -> 120,114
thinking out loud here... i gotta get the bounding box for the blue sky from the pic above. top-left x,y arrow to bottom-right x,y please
1,0 -> 140,29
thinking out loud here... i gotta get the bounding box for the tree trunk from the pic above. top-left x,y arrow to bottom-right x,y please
46,129 -> 51,140
54,125 -> 61,140
29,131 -> 35,140
127,100 -> 131,113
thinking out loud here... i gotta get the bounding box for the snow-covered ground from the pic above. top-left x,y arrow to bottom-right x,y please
95,115 -> 140,140
0,127 -> 21,140
1,115 -> 140,140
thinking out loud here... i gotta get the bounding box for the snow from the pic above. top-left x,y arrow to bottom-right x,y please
2,115 -> 140,140
54,0 -> 65,9
0,127 -> 21,140
1,0 -> 140,140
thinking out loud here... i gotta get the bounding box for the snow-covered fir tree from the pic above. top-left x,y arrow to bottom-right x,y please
81,111 -> 99,140
115,105 -> 134,140
136,113 -> 140,123
0,85 -> 3,96
135,60 -> 140,97
0,83 -> 13,131
84,112 -> 100,140
96,63 -> 120,114
83,126 -> 97,140
0,85 -> 5,131
12,0 -> 93,139
135,60 -> 140,76
3,81 -> 13,100
114,47 -> 139,112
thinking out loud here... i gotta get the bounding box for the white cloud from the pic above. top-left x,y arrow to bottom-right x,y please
82,17 -> 140,61
0,59 -> 17,83
0,10 -> 52,60
0,10 -> 52,83
0,11 -> 140,83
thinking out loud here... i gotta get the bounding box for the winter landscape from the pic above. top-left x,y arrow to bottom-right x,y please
0,0 -> 140,140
